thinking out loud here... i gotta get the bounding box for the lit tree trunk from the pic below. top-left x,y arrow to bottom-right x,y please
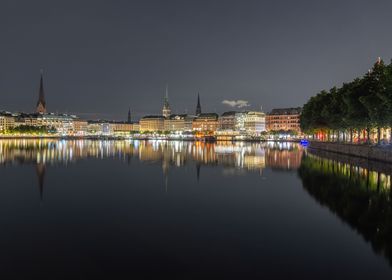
377,127 -> 381,145
366,127 -> 370,144
362,129 -> 366,143
390,126 -> 392,143
350,128 -> 353,143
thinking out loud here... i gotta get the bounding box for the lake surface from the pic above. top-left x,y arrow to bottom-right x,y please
0,139 -> 391,279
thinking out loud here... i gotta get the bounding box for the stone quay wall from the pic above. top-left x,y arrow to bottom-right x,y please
308,141 -> 392,163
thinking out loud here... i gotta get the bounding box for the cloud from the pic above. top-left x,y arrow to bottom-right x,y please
222,99 -> 250,108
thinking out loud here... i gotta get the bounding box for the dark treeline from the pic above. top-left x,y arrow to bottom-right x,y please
300,58 -> 392,144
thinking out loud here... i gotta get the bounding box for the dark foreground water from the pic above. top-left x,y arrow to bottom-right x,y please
0,139 -> 391,279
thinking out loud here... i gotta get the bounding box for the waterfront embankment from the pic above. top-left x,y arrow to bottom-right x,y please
309,141 -> 392,163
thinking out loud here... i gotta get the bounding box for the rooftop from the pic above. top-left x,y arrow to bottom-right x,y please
268,107 -> 302,115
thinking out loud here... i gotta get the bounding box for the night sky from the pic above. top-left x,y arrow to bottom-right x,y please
1,0 -> 391,121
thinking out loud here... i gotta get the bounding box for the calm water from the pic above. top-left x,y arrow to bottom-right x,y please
0,139 -> 391,279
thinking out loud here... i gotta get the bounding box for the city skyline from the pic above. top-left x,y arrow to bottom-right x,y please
1,0 -> 392,120
4,72 -> 294,121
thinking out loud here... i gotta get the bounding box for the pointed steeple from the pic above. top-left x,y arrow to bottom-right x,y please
196,93 -> 201,116
36,70 -> 47,114
127,107 -> 132,123
162,84 -> 171,118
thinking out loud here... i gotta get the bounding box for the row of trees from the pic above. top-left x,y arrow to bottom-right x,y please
4,125 -> 57,135
300,58 -> 392,144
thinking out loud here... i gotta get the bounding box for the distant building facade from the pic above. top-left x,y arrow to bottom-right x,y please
192,113 -> 219,132
72,119 -> 88,135
140,116 -> 165,132
243,111 -> 266,135
219,111 -> 237,130
0,112 -> 15,131
110,122 -> 133,135
220,111 -> 266,136
164,114 -> 194,132
266,107 -> 302,133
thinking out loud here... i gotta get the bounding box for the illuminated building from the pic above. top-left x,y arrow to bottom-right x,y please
132,122 -> 140,131
72,119 -> 88,135
17,113 -> 74,134
192,113 -> 219,132
164,114 -> 194,132
219,111 -> 237,130
243,111 -> 266,135
140,116 -> 165,132
234,111 -> 266,136
87,121 -> 114,135
110,122 -> 133,135
266,107 -> 302,133
0,112 -> 15,131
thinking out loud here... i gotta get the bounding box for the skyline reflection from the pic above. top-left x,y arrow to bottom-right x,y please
0,139 -> 303,169
0,139 -> 303,199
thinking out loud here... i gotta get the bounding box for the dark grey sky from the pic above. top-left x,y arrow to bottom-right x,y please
1,0 -> 391,120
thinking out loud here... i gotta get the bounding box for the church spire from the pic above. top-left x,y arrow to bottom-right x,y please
36,70 -> 47,114
127,107 -> 132,123
162,84 -> 171,118
196,93 -> 201,116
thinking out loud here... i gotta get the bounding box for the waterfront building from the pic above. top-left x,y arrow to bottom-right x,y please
36,114 -> 74,134
164,114 -> 194,132
87,120 -> 112,135
232,111 -> 266,136
16,113 -> 75,134
266,107 -> 302,133
140,115 -> 165,132
0,112 -> 16,132
162,85 -> 171,118
87,121 -> 105,135
132,122 -> 140,132
234,112 -> 246,132
244,111 -> 266,136
36,72 -> 47,114
195,93 -> 202,116
110,121 -> 133,135
219,111 -> 237,130
192,113 -> 219,132
72,119 -> 88,135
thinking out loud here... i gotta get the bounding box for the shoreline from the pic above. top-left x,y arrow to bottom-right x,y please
307,146 -> 392,174
308,141 -> 392,164
0,135 -> 301,142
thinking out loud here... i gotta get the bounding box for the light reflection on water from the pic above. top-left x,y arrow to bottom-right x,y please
1,139 -> 392,278
0,139 -> 303,171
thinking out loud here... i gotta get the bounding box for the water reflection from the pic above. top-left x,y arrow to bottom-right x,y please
0,139 -> 302,168
1,139 -> 392,276
299,150 -> 392,266
0,139 -> 302,198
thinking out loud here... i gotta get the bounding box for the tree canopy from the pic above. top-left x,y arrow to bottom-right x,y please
300,59 -> 392,143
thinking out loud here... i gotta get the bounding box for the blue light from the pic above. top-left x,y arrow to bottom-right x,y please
300,139 -> 309,147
